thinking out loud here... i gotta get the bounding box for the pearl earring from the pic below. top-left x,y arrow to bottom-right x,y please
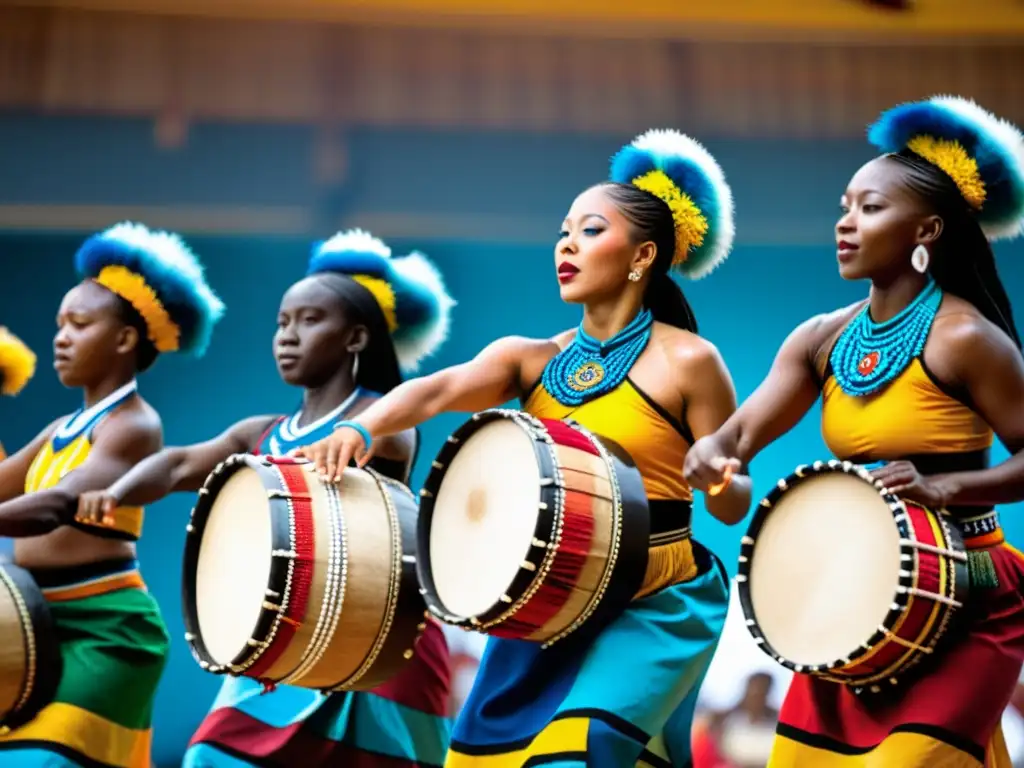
911,244 -> 930,274
351,352 -> 360,381
628,269 -> 643,282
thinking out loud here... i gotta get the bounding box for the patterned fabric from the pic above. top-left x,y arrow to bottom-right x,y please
0,559 -> 169,768
446,543 -> 729,767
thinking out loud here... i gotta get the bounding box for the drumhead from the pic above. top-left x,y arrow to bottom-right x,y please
749,471 -> 901,666
429,418 -> 540,618
194,467 -> 274,667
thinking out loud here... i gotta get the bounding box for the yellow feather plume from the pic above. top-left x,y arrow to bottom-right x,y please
631,170 -> 709,265
907,135 -> 987,210
0,327 -> 37,396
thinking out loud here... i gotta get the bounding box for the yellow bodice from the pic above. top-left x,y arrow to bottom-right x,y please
523,378 -> 698,595
26,382 -> 146,540
523,378 -> 693,501
821,357 -> 992,460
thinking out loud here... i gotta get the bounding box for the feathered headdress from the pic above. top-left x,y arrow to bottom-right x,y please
307,229 -> 456,372
868,96 -> 1024,241
609,128 -> 736,279
75,222 -> 226,356
0,327 -> 36,396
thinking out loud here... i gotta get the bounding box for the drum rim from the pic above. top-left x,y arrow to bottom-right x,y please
736,458 -> 968,691
181,453 -> 294,675
0,563 -> 62,729
416,408 -> 562,629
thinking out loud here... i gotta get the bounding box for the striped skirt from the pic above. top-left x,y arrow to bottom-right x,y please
0,558 -> 170,768
446,540 -> 730,767
769,516 -> 1024,767
183,618 -> 453,767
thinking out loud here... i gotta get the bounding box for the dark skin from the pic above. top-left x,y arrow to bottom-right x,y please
684,156 -> 1024,513
76,276 -> 416,520
0,280 -> 163,569
294,185 -> 752,525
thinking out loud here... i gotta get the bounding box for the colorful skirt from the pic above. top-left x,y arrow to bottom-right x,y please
0,558 -> 170,768
446,540 -> 730,767
770,517 -> 1024,768
183,618 -> 453,767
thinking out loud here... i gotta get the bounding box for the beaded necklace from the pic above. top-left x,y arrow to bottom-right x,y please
541,308 -> 654,407
830,278 -> 943,398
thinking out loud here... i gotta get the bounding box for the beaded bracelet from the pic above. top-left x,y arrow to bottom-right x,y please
334,420 -> 373,452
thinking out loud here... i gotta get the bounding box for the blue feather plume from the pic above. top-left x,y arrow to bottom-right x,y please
868,96 -> 1024,240
308,229 -> 455,372
610,129 -> 735,279
75,222 -> 225,357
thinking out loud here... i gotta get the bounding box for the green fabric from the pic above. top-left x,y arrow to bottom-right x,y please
50,587 -> 170,730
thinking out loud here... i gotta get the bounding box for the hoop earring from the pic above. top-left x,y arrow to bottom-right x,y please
351,352 -> 360,382
628,269 -> 643,283
911,244 -> 930,274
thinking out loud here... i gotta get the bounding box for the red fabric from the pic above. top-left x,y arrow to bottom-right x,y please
778,543 -> 1024,756
369,619 -> 452,716
247,461 -> 317,680
190,708 -> 421,767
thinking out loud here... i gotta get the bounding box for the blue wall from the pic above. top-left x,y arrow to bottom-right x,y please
0,115 -> 1022,764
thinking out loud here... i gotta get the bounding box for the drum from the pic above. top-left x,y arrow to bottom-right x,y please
417,409 -> 649,647
0,563 -> 61,730
182,454 -> 427,691
737,459 -> 968,693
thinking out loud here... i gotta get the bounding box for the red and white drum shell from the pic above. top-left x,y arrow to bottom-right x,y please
416,409 -> 650,647
737,459 -> 969,693
181,454 -> 428,692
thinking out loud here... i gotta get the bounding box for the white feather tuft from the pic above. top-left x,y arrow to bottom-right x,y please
318,229 -> 392,259
101,222 -> 206,281
390,251 -> 456,372
630,128 -> 735,278
929,95 -> 1024,240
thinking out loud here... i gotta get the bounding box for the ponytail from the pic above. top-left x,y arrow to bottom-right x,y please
644,272 -> 698,334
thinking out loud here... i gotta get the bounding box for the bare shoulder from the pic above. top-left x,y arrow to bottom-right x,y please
931,298 -> 1021,368
93,396 -> 163,454
650,323 -> 724,374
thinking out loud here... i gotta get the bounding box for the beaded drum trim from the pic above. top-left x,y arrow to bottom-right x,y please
737,459 -> 969,694
0,567 -> 36,721
335,467 -> 403,690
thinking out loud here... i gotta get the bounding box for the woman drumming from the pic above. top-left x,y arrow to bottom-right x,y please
0,326 -> 37,460
0,222 -> 224,767
685,96 -> 1024,767
296,130 -> 751,767
78,229 -> 456,767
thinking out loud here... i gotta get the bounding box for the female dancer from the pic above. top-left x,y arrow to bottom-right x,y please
0,223 -> 224,767
0,325 -> 37,460
77,230 -> 456,767
685,96 -> 1024,767
296,130 -> 750,766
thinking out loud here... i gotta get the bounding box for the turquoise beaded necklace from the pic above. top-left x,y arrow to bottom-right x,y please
830,278 -> 943,398
542,308 -> 654,407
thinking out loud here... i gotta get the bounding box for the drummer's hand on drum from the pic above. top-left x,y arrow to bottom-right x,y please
76,490 -> 119,527
684,436 -> 743,494
869,461 -> 954,509
292,423 -> 375,483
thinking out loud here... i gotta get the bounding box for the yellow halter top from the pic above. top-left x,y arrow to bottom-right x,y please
821,357 -> 992,461
523,378 -> 700,595
25,381 -> 145,540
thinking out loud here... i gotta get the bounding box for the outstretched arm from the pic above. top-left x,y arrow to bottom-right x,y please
0,417 -> 64,504
296,336 -> 548,481
0,409 -> 162,537
76,415 -> 277,523
684,315 -> 829,497
681,342 -> 752,526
